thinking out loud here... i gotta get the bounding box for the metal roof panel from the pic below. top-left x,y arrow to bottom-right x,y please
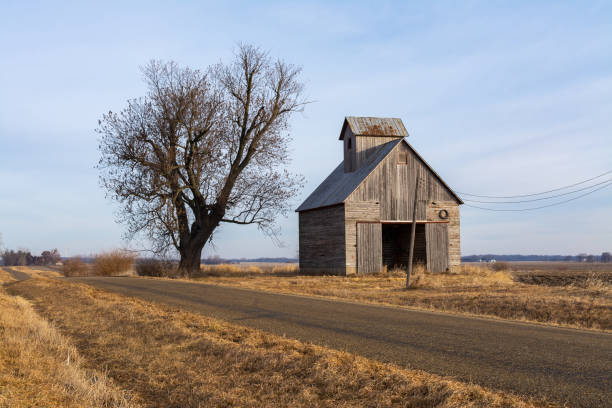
340,116 -> 408,140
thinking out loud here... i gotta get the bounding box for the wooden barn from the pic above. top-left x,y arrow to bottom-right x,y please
296,117 -> 462,275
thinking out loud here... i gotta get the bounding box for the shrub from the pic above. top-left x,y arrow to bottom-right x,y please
62,258 -> 88,277
491,262 -> 510,271
135,259 -> 176,277
93,250 -> 135,276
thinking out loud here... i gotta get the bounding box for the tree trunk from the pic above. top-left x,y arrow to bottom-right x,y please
177,245 -> 203,277
177,219 -> 220,277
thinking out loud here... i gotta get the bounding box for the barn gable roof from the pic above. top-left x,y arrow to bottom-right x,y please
296,139 -> 402,212
297,139 -> 462,213
339,117 -> 408,140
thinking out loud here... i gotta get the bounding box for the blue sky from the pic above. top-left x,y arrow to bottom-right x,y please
1,1 -> 611,258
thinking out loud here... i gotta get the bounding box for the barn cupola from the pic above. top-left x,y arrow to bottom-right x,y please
340,116 -> 408,172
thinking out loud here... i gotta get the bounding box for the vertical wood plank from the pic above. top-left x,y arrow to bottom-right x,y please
357,222 -> 382,274
426,223 -> 449,272
299,205 -> 346,275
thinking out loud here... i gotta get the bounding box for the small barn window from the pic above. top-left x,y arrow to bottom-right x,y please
347,137 -> 352,150
398,152 -> 407,164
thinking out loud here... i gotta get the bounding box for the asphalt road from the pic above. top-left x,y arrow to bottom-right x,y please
61,276 -> 612,407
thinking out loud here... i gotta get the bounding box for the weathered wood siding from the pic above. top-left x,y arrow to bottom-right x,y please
342,124 -> 401,173
348,142 -> 457,221
426,223 -> 449,272
357,222 -> 382,274
355,136 -> 401,171
343,127 -> 356,173
347,142 -> 461,272
426,201 -> 461,269
298,205 -> 346,275
345,201 -> 380,275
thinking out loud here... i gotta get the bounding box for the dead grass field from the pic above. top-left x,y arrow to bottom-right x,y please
193,263 -> 612,331
4,276 -> 553,408
0,268 -> 15,283
9,265 -> 63,279
0,274 -> 134,408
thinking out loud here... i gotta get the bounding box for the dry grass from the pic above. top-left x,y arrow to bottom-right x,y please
198,262 -> 300,277
408,264 -> 515,288
0,284 -> 134,408
11,265 -> 62,279
7,277 -> 552,408
0,268 -> 16,284
193,263 -> 612,330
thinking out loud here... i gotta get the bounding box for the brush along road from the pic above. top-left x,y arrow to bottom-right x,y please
70,276 -> 611,408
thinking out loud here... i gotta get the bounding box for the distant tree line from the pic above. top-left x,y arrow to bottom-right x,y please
462,253 -> 612,263
1,249 -> 61,266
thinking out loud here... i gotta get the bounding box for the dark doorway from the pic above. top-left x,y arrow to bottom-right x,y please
382,223 -> 426,269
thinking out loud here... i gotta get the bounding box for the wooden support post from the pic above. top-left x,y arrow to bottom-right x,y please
406,171 -> 420,289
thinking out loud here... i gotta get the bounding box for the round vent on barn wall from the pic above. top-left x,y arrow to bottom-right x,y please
438,209 -> 449,220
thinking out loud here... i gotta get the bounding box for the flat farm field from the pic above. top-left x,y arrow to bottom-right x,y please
193,262 -> 612,331
507,261 -> 612,286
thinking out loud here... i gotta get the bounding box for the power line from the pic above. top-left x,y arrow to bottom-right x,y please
462,178 -> 612,203
462,180 -> 612,212
456,169 -> 612,198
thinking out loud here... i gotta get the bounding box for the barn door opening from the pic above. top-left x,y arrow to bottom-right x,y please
426,223 -> 449,272
357,222 -> 382,274
382,224 -> 426,270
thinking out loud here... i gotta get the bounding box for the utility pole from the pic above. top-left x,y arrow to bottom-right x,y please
406,170 -> 420,289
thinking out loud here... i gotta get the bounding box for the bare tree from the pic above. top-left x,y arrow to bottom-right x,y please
98,45 -> 305,275
41,249 -> 61,265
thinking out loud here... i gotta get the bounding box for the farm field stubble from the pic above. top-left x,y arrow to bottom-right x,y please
1,273 -> 554,408
192,262 -> 612,331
